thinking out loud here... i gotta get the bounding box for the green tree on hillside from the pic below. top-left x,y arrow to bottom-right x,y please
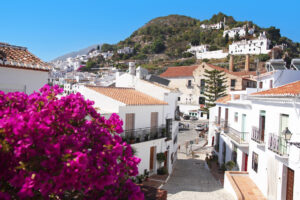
151,39 -> 165,53
266,26 -> 281,44
203,69 -> 227,113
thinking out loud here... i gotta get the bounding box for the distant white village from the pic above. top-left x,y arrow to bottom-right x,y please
1,16 -> 300,199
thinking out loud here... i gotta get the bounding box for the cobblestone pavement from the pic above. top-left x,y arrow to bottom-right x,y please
162,152 -> 233,200
162,120 -> 233,200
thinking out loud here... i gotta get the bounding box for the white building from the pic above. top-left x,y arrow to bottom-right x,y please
223,26 -> 255,38
209,80 -> 300,200
196,50 -> 229,60
229,33 -> 271,55
117,47 -> 134,54
187,44 -> 210,54
78,86 -> 179,175
200,21 -> 224,30
0,42 -> 51,94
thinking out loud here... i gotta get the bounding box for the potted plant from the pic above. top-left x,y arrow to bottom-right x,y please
144,169 -> 149,181
225,161 -> 236,171
129,135 -> 135,144
156,152 -> 166,173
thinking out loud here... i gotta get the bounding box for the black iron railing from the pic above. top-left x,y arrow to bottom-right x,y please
123,126 -> 169,144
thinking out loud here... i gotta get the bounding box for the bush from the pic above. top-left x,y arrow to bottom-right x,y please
157,167 -> 168,175
156,153 -> 166,163
0,85 -> 144,199
225,161 -> 236,170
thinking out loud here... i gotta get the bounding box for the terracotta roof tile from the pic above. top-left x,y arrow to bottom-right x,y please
0,42 -> 51,71
87,86 -> 168,105
160,65 -> 198,78
251,80 -> 300,96
216,95 -> 231,104
216,94 -> 240,104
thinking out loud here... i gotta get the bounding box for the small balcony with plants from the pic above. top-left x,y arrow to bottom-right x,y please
123,126 -> 170,144
251,126 -> 265,145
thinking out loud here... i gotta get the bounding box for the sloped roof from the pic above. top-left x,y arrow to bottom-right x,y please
160,65 -> 198,78
87,86 -> 168,105
0,42 -> 51,71
216,94 -> 240,104
251,81 -> 300,96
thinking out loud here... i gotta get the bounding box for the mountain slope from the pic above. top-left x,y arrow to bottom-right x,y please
52,44 -> 102,62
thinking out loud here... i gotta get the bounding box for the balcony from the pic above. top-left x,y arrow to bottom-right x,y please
223,125 -> 249,145
123,126 -> 170,144
268,133 -> 288,156
251,126 -> 265,144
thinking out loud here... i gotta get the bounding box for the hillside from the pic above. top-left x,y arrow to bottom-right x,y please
70,13 -> 300,73
109,12 -> 299,62
52,44 -> 102,62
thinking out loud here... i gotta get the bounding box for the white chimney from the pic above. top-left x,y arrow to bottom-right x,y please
128,62 -> 136,75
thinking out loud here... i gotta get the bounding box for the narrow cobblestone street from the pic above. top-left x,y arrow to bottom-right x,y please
162,152 -> 233,200
162,120 -> 233,200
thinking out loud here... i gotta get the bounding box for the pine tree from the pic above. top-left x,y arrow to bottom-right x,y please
203,69 -> 227,113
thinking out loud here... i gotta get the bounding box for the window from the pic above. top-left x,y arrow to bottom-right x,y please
199,97 -> 205,105
200,79 -> 205,87
231,79 -> 236,87
259,81 -> 263,89
279,114 -> 289,134
234,112 -> 238,122
187,80 -> 192,87
252,152 -> 258,172
178,97 -> 181,101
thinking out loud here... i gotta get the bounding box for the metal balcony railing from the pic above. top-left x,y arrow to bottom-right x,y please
268,133 -> 288,156
223,125 -> 249,144
251,126 -> 265,144
123,125 -> 170,144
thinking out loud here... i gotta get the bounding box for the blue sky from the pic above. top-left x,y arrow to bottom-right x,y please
1,0 -> 299,61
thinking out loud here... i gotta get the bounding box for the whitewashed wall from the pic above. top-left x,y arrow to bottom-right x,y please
78,86 -> 123,113
196,50 -> 228,59
119,105 -> 165,130
0,67 -> 49,94
257,70 -> 300,90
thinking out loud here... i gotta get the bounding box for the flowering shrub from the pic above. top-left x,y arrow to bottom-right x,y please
0,85 -> 144,199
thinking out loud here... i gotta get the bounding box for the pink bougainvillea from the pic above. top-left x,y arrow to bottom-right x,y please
0,85 -> 144,199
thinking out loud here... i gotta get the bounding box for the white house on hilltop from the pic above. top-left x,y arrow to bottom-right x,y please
0,42 -> 51,94
223,26 -> 255,38
229,32 -> 271,55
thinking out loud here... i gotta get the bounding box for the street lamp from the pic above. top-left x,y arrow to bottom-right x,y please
282,127 -> 292,142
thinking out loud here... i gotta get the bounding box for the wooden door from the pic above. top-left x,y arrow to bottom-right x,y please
164,151 -> 168,169
260,115 -> 265,142
125,113 -> 135,137
149,146 -> 155,171
151,112 -> 158,127
244,153 -> 248,171
151,112 -> 158,135
286,167 -> 294,200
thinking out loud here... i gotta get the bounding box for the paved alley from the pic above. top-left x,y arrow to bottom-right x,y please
162,141 -> 233,200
